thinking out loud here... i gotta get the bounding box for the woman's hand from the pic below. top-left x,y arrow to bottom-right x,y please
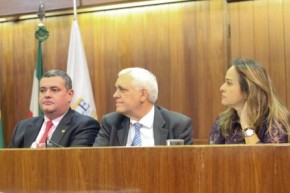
240,102 -> 261,144
240,102 -> 252,130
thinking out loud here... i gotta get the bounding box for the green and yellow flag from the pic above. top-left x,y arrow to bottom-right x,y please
29,24 -> 49,117
0,109 -> 4,148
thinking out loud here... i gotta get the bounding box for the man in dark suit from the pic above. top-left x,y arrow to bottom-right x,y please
94,67 -> 193,146
9,70 -> 100,148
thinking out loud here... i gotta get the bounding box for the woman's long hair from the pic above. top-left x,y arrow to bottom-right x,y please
219,59 -> 290,139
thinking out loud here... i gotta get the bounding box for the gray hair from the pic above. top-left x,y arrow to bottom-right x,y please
42,70 -> 72,90
118,67 -> 158,103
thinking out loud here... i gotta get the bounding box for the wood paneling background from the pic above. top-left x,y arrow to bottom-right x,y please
229,0 -> 290,108
1,0 -> 289,146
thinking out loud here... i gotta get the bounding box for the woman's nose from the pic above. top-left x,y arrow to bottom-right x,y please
220,83 -> 225,91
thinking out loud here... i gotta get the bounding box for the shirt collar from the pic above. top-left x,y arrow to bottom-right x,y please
130,105 -> 155,129
44,110 -> 68,127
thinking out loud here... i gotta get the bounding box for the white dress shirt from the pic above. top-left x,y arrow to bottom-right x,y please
126,106 -> 155,147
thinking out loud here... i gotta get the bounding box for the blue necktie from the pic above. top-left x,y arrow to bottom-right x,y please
131,123 -> 142,146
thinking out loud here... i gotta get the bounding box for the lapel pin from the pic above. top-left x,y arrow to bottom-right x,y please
62,129 -> 66,133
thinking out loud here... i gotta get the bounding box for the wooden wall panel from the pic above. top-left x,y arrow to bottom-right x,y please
268,0 -> 286,102
285,0 -> 290,107
193,1 -> 210,139
228,2 -> 240,57
208,0 -> 228,129
229,0 -> 290,109
253,0 -> 270,69
239,1 -> 255,58
0,0 -> 226,146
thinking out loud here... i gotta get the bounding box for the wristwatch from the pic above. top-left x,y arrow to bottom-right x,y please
243,128 -> 255,137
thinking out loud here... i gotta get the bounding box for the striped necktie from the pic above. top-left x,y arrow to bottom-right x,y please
131,123 -> 142,146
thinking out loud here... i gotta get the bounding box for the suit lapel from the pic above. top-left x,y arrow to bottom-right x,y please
153,106 -> 167,145
50,109 -> 73,144
117,118 -> 130,146
24,117 -> 44,147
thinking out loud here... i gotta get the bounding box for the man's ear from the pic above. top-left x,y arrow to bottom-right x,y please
68,89 -> 74,96
140,89 -> 148,103
67,89 -> 74,103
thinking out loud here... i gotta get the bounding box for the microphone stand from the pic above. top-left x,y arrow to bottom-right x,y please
45,137 -> 64,148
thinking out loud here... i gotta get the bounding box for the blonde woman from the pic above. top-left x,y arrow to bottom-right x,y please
210,59 -> 290,144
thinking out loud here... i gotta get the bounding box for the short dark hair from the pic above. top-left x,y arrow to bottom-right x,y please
42,70 -> 72,90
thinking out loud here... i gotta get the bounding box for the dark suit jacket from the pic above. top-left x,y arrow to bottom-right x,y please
93,105 -> 193,146
9,108 -> 100,148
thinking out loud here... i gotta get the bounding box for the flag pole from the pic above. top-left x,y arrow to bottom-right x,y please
73,0 -> 77,20
67,0 -> 98,119
29,2 -> 49,117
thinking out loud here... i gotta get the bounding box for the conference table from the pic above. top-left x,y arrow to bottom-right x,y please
0,144 -> 289,193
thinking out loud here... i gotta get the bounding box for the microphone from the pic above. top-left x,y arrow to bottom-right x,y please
45,137 -> 64,148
